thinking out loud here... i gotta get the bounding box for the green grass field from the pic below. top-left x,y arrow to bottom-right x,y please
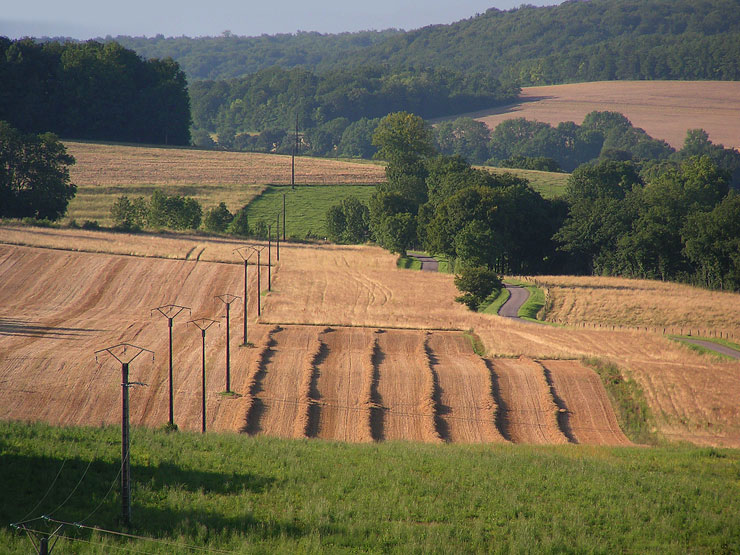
245,184 -> 377,240
2,420 -> 739,553
482,167 -> 570,199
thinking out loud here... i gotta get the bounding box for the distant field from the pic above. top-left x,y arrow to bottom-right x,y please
482,166 -> 569,198
246,184 -> 377,240
63,141 -> 387,225
464,81 -> 740,150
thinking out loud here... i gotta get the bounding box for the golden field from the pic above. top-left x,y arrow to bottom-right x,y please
1,226 -> 739,446
464,81 -> 740,150
63,141 -> 387,225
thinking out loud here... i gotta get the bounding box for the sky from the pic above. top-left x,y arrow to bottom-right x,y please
1,1 -> 564,40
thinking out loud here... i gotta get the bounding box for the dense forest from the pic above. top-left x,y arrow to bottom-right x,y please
106,0 -> 740,84
0,38 -> 191,144
190,66 -> 519,149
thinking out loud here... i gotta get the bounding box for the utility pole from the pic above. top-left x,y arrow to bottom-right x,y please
215,294 -> 240,392
283,192 -> 286,241
151,304 -> 190,428
94,343 -> 153,527
291,115 -> 297,190
249,245 -> 266,316
267,224 -> 272,292
188,318 -> 219,433
276,213 -> 280,261
234,247 -> 255,345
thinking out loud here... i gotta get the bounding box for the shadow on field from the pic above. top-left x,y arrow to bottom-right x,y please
1,452 -> 321,543
0,317 -> 103,339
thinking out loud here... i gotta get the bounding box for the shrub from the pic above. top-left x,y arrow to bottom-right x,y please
454,266 -> 502,311
203,202 -> 233,232
228,208 -> 250,237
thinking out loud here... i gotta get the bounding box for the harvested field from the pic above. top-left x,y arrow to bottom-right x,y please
374,330 -> 440,443
63,141 -> 386,225
0,244 -> 269,434
426,332 -> 505,443
313,327 -> 375,442
243,326 -> 321,438
465,81 -> 740,150
65,141 -> 386,187
541,360 -> 631,446
2,229 -> 739,446
534,274 -> 740,337
489,358 -> 568,445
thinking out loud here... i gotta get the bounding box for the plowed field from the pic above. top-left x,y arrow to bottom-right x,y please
541,360 -> 631,446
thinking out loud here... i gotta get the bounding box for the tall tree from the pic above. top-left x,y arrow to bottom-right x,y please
0,122 -> 76,220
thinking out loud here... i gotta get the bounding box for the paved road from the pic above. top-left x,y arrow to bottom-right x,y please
408,254 -> 439,272
498,285 -> 530,319
679,338 -> 740,359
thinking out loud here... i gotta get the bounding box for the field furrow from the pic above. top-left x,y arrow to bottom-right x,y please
243,326 -> 320,438
374,330 -> 440,443
489,357 -> 568,444
313,327 -> 375,442
426,332 -> 506,443
541,360 -> 632,446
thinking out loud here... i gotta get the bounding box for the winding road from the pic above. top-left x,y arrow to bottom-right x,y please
498,285 -> 530,320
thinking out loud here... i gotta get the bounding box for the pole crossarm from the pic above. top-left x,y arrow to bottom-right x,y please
187,318 -> 219,332
94,343 -> 154,366
233,246 -> 256,263
215,294 -> 241,306
151,304 -> 191,320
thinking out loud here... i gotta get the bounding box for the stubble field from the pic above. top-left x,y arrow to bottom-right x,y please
1,227 -> 739,447
465,81 -> 740,150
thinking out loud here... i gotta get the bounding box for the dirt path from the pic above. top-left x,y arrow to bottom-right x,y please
679,338 -> 740,360
488,357 -> 568,444
541,360 -> 632,446
243,326 -> 320,438
314,327 -> 375,442
374,330 -> 440,442
498,285 -> 529,319
426,332 -> 506,443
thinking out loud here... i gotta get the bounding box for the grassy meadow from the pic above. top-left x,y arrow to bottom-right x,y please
2,420 -> 739,553
246,184 -> 377,240
482,166 -> 570,199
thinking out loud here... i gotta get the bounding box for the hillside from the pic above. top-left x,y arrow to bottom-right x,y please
1,228 -> 739,446
464,81 -> 740,150
106,0 -> 740,84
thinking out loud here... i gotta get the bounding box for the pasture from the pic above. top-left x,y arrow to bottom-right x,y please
2,420 -> 739,554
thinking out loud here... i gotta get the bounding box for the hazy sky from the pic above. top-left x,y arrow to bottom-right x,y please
1,1 -> 564,40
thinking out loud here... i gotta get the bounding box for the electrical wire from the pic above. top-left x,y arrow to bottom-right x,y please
45,519 -> 235,554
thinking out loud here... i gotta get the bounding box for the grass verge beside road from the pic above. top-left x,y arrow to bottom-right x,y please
2,420 -> 739,553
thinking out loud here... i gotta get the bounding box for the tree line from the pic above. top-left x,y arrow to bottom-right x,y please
189,65 -> 519,151
0,38 -> 191,145
328,112 -> 740,297
104,0 -> 740,84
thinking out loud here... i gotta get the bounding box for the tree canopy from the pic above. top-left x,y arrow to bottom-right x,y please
0,122 -> 76,220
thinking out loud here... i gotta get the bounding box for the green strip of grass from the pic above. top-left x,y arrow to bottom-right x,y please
582,357 -> 660,446
396,255 -> 422,270
480,287 -> 510,315
245,184 -> 376,240
668,335 -> 740,361
2,420 -> 739,553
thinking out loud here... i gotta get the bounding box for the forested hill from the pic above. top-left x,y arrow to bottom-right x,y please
108,0 -> 740,84
112,30 -> 401,81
